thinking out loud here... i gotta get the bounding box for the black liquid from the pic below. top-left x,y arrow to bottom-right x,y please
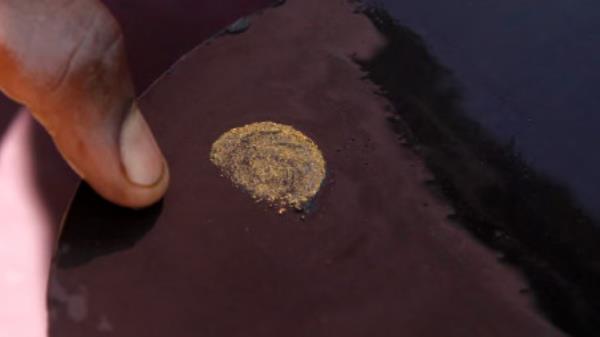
366,0 -> 600,220
359,2 -> 600,335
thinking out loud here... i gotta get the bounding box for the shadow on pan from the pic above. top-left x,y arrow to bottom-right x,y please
357,6 -> 600,337
55,183 -> 163,269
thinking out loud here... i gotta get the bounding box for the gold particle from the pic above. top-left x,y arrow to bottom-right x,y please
210,121 -> 326,209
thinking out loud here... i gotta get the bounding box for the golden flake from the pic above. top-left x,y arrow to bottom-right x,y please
210,122 -> 326,210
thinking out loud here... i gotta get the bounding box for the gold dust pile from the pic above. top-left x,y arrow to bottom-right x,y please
210,122 -> 326,210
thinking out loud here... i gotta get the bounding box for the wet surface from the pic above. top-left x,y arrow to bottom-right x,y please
360,2 -> 600,335
48,1 -> 564,336
367,0 -> 600,221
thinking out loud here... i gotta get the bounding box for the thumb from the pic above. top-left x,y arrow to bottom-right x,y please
0,0 -> 169,208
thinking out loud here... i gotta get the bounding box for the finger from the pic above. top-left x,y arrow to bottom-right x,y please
0,0 -> 169,208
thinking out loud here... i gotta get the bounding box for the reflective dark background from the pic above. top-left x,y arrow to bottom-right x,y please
361,1 -> 600,335
368,0 -> 600,220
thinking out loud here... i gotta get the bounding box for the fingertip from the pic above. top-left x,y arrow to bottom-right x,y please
120,103 -> 166,188
55,103 -> 170,209
84,155 -> 170,209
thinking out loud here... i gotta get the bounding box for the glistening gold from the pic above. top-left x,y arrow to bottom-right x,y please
210,122 -> 326,210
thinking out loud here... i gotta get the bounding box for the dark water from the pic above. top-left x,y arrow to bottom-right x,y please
368,0 -> 600,220
359,2 -> 600,335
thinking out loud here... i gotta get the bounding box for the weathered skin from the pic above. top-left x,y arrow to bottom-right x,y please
0,0 -> 168,207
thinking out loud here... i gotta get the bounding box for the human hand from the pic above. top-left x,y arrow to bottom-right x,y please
0,0 -> 170,208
